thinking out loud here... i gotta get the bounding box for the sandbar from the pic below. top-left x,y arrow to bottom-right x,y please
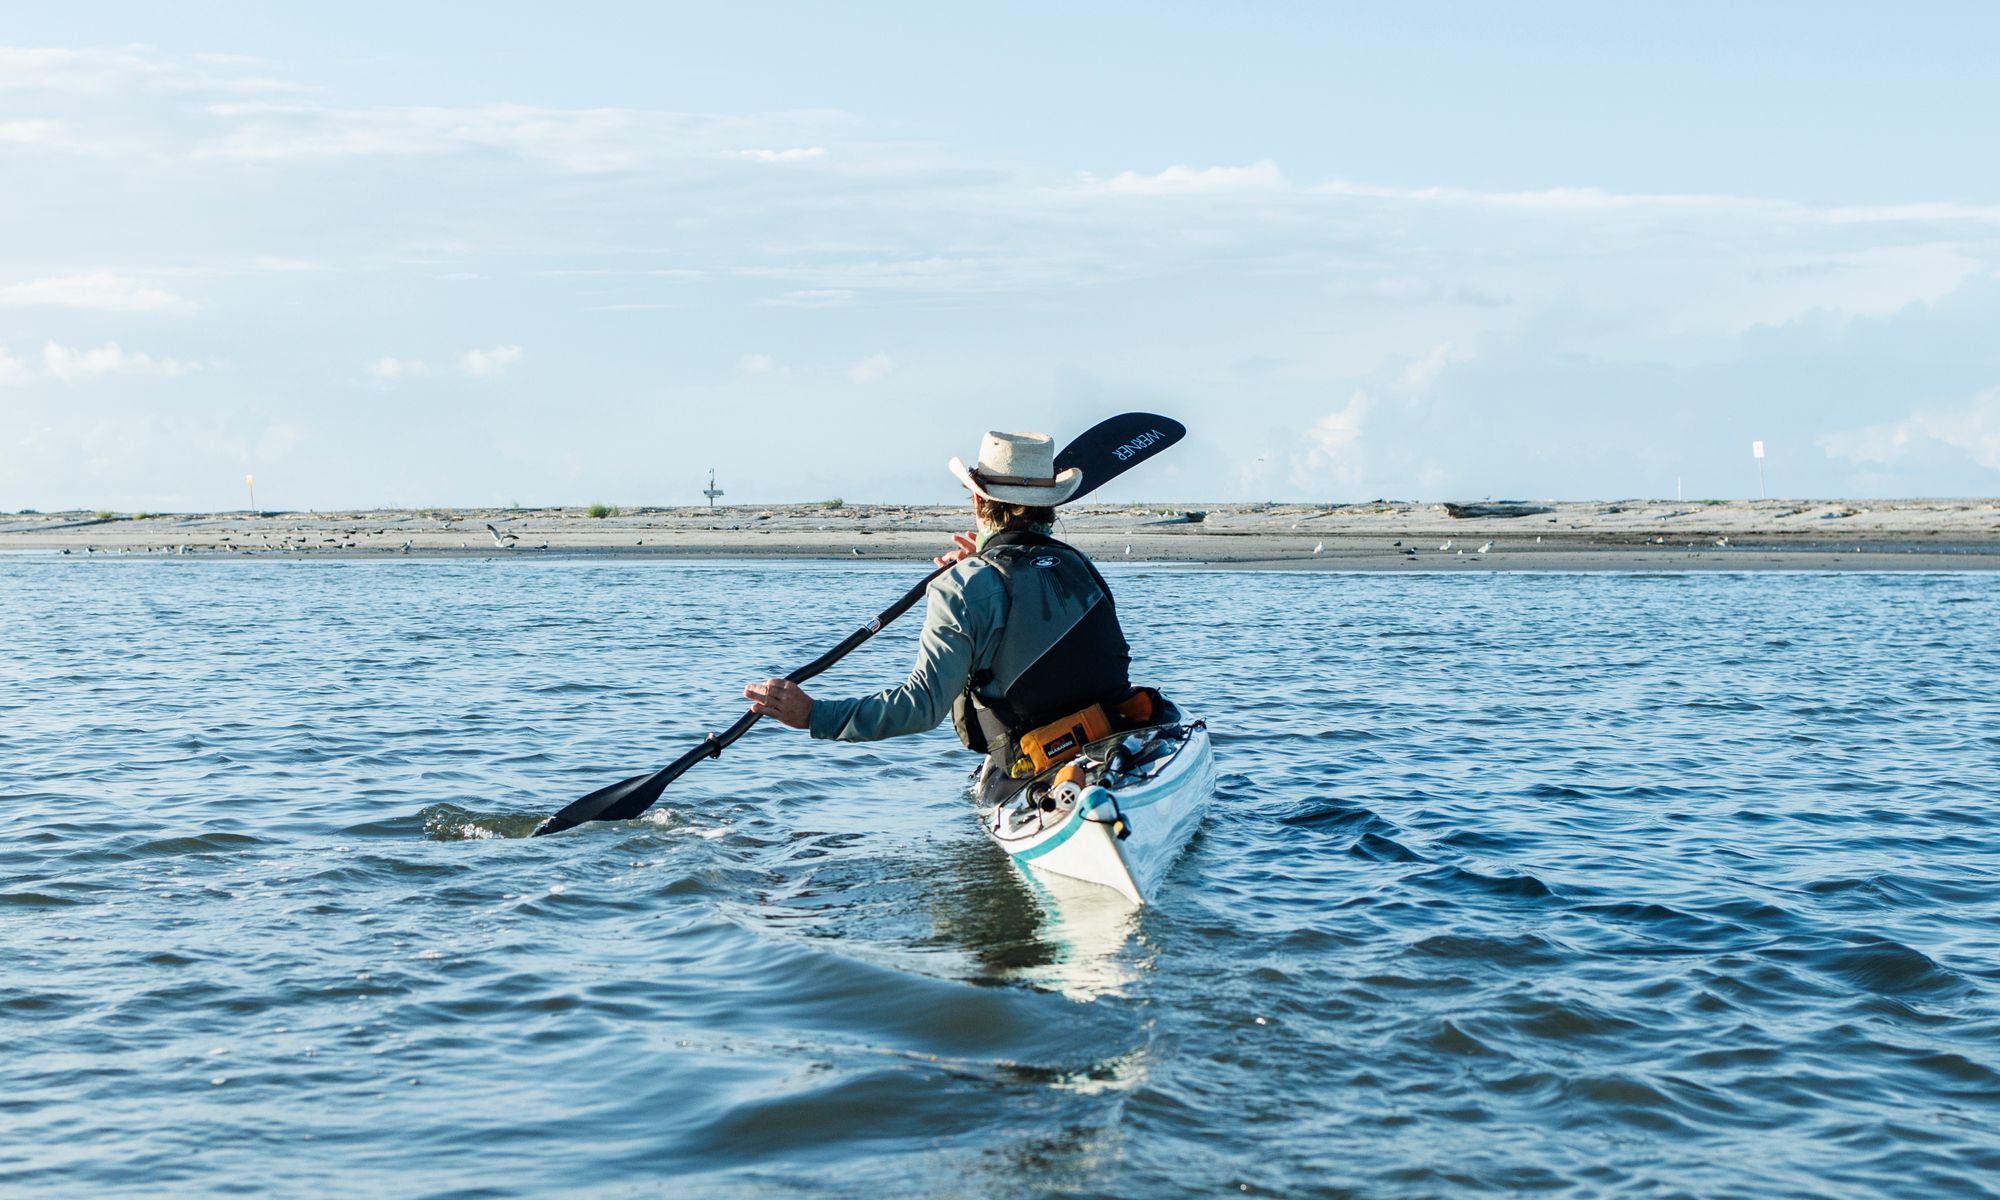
3,499 -> 1997,571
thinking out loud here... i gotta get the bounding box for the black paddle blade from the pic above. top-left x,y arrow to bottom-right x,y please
531,768 -> 668,836
1055,412 -> 1186,501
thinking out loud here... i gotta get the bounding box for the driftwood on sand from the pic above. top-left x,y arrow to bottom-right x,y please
1442,502 -> 1557,519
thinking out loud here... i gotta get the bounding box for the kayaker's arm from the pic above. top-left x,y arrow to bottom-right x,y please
800,567 -> 1002,743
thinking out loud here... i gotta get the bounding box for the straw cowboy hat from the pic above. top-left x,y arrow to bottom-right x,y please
948,431 -> 1083,506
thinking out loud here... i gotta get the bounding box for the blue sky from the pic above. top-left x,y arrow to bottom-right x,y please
4,2 -> 1998,510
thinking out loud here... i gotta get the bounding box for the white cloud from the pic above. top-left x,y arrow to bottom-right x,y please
0,347 -> 30,386
767,289 -> 855,308
1286,392 -> 1374,491
736,147 -> 825,162
846,353 -> 894,384
1690,244 -> 1987,336
1091,160 -> 1286,195
0,119 -> 68,145
189,100 -> 850,174
1820,390 -> 2000,471
0,272 -> 196,312
738,354 -> 776,375
366,356 -> 428,384
533,267 -> 704,279
739,255 -> 1080,295
253,256 -> 327,272
41,341 -> 197,381
0,45 -> 304,98
1397,343 -> 1462,393
462,345 -> 524,376
1307,393 -> 1371,460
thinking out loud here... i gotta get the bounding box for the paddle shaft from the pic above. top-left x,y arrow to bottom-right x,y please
676,561 -> 950,765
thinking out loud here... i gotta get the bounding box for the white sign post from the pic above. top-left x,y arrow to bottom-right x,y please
1751,441 -> 1765,500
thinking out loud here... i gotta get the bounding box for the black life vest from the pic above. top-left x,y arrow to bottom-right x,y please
952,530 -> 1130,753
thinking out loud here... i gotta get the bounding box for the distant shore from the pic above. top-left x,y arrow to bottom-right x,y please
3,499 -> 1997,570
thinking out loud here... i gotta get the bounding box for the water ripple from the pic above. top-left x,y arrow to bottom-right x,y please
3,562 -> 1998,1197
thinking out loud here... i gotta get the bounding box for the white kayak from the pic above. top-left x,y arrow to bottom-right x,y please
978,720 -> 1214,904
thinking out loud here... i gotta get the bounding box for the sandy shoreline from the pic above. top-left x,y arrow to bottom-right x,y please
3,499 -> 1997,571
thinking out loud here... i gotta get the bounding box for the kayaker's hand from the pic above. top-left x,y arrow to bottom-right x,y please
932,530 -> 976,567
745,678 -> 813,730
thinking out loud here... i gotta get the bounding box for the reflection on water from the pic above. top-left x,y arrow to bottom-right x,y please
1012,870 -> 1148,1001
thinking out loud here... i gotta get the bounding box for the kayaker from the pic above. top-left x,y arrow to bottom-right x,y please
744,431 -> 1162,781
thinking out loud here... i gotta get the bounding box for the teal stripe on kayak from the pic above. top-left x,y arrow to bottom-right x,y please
1006,730 -> 1206,862
1013,807 -> 1087,863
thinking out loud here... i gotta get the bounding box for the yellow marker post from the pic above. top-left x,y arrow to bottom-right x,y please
245,474 -> 256,513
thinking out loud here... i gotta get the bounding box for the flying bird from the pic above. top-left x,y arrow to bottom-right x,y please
485,523 -> 518,547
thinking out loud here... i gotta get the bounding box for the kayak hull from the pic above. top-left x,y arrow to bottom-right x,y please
979,721 -> 1213,905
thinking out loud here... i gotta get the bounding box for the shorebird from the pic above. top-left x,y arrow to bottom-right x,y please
400,540 -> 412,554
485,523 -> 518,547
1477,541 -> 1492,554
1714,537 -> 1730,547
851,547 -> 862,556
1125,544 -> 1131,556
1403,547 -> 1417,557
1312,541 -> 1323,555
1438,539 -> 1452,552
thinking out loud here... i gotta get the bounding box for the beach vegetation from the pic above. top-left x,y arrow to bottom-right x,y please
587,503 -> 620,519
823,497 -> 845,509
94,510 -> 116,521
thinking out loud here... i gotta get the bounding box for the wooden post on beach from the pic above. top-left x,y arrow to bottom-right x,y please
1752,441 -> 1765,500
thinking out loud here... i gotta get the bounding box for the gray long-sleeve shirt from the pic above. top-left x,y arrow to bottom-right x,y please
807,559 -> 1008,743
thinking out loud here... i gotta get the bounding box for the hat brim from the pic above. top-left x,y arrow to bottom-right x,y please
948,456 -> 1084,506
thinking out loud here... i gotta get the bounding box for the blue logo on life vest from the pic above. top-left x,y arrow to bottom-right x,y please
1032,555 -> 1060,568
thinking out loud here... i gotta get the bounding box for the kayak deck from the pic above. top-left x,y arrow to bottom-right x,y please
978,720 -> 1214,904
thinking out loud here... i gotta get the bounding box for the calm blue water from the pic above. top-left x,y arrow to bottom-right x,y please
4,560 -> 1998,1198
